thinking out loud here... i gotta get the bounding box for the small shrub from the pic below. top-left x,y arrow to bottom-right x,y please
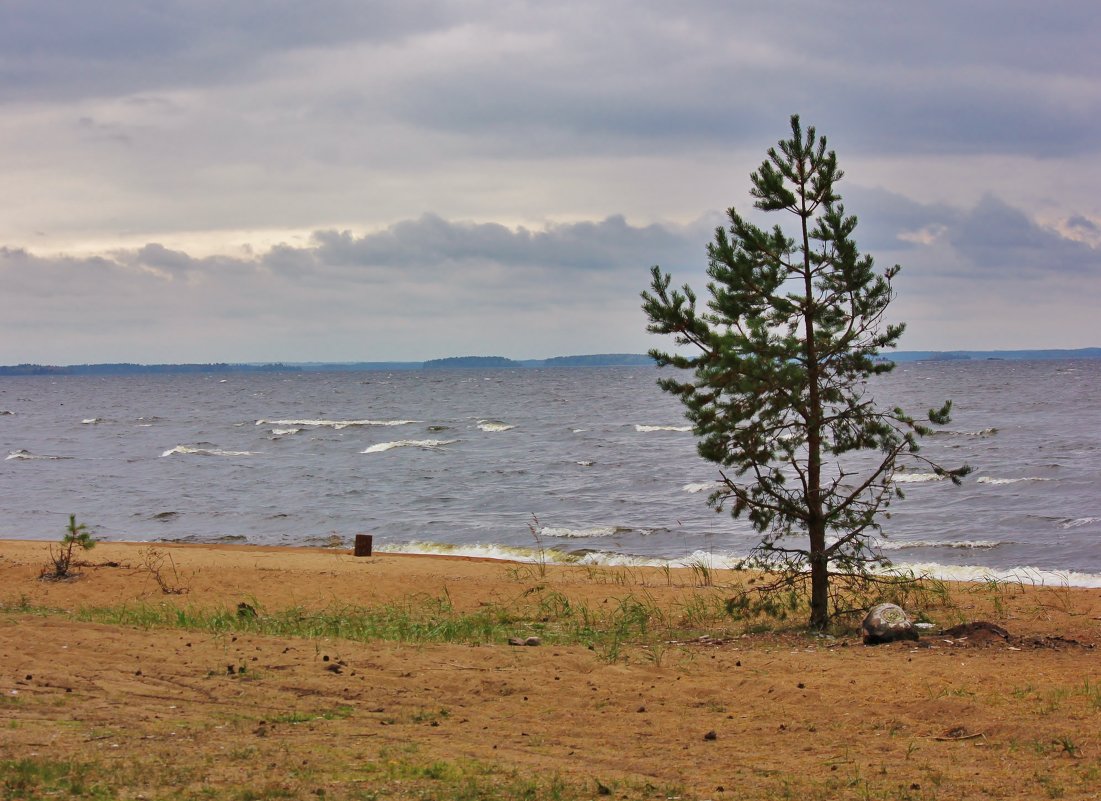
141,546 -> 191,594
40,515 -> 96,581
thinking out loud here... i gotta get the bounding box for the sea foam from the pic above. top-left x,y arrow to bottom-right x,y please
930,427 -> 999,437
635,424 -> 692,432
976,476 -> 1051,485
477,420 -> 515,432
1062,517 -> 1100,529
891,472 -> 945,483
256,418 -> 419,429
888,561 -> 1101,589
361,439 -> 457,453
368,538 -> 1101,588
539,525 -> 627,539
160,445 -> 257,457
5,449 -> 66,461
878,539 -> 1001,551
683,482 -> 723,494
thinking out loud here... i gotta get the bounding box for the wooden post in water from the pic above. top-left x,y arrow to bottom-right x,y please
354,534 -> 373,557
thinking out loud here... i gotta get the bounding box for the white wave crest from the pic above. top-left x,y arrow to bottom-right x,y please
878,539 -> 1001,551
81,418 -> 105,425
576,460 -> 595,467
1062,517 -> 1100,529
976,476 -> 1051,485
683,482 -> 723,494
380,541 -> 575,563
635,424 -> 692,432
256,418 -> 419,430
477,420 -> 515,432
892,472 -> 945,483
160,445 -> 257,457
270,428 -> 303,436
361,439 -> 457,453
539,525 -> 629,539
930,427 -> 999,437
5,446 -> 68,459
372,542 -> 1101,589
887,561 -> 1101,589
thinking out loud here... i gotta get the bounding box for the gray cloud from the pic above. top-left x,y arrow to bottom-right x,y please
3,194 -> 1098,363
0,0 -> 461,102
2,2 -> 1100,360
945,195 -> 1101,277
303,214 -> 700,273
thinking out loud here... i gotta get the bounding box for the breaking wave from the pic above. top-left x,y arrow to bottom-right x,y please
635,424 -> 692,432
361,439 -> 457,453
538,525 -> 631,539
477,420 -> 515,432
256,418 -> 419,429
878,539 -> 1002,551
929,427 -> 999,437
160,445 -> 258,457
6,449 -> 67,461
1062,517 -> 1100,529
892,472 -> 945,483
379,541 -> 575,563
888,562 -> 1101,589
683,482 -> 723,494
976,476 -> 1051,485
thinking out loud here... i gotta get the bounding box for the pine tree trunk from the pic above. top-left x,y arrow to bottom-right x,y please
808,521 -> 830,629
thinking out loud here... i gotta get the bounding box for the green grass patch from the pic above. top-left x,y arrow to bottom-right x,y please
0,758 -> 112,800
0,588 -> 742,660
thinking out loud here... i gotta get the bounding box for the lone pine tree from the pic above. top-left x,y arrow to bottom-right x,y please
642,115 -> 969,629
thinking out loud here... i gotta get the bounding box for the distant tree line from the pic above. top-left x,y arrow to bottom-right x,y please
422,356 -> 521,369
2,348 -> 1096,377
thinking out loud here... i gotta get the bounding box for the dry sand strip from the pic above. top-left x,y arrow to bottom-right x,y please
2,539 -> 1100,800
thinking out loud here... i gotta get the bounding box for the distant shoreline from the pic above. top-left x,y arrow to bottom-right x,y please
1,348 -> 1099,375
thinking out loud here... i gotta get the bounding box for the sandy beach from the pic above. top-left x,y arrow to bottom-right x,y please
2,538 -> 1100,800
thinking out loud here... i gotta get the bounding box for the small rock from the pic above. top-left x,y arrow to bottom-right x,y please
524,637 -> 541,647
703,730 -> 718,741
507,637 -> 524,646
862,603 -> 918,645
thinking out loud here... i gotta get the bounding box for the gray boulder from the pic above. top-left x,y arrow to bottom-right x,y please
862,603 -> 918,645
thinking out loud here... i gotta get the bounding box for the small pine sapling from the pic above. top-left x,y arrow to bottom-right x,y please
41,514 -> 97,580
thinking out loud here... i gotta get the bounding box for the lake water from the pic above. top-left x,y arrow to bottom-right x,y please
2,360 -> 1099,585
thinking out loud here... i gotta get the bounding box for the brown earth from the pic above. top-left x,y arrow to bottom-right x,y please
2,539 -> 1100,800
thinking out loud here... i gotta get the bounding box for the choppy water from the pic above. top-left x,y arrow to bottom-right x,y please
2,361 -> 1099,585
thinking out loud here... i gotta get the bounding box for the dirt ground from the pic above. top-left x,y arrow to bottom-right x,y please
2,539 -> 1100,800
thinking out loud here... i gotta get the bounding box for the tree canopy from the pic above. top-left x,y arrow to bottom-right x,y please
642,115 -> 969,628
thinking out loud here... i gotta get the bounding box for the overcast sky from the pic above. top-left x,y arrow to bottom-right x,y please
2,1 -> 1099,363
